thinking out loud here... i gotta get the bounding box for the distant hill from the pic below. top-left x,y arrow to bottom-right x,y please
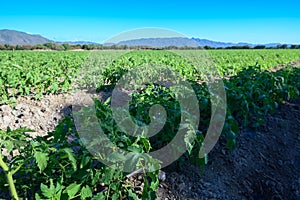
191,38 -> 281,48
56,41 -> 99,45
191,38 -> 252,48
0,29 -> 52,45
117,37 -> 199,47
118,37 -> 282,48
0,30 -> 99,46
264,43 -> 282,48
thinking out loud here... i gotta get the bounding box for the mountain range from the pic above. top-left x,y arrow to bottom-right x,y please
117,37 -> 281,48
0,29 -> 285,48
0,29 -> 52,45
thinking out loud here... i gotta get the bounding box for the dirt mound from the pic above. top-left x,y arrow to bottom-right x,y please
0,91 -> 104,137
157,97 -> 300,200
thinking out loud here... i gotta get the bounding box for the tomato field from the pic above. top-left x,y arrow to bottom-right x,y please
0,49 -> 300,199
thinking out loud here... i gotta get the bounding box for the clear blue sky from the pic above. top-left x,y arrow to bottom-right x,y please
1,0 -> 300,44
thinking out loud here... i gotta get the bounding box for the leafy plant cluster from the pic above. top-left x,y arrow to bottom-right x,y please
223,65 -> 300,148
0,117 -> 151,200
177,49 -> 300,76
0,51 -> 87,104
90,50 -> 300,89
226,65 -> 300,128
86,51 -> 199,88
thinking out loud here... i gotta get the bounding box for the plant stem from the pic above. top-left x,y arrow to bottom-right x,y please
0,153 -> 19,200
6,171 -> 19,200
0,154 -> 9,172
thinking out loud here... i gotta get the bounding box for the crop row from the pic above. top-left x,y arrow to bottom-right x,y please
1,50 -> 300,104
0,51 -> 87,104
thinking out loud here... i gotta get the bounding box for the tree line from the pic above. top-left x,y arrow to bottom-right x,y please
0,43 -> 299,51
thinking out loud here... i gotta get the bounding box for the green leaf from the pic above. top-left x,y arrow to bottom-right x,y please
142,189 -> 156,200
80,154 -> 92,169
148,172 -> 159,191
25,87 -> 30,95
80,185 -> 93,200
34,151 -> 49,173
64,183 -> 81,199
139,137 -> 151,152
184,129 -> 196,154
54,182 -> 64,199
111,193 -> 119,200
4,141 -> 13,154
128,189 -> 139,200
35,193 -> 42,200
124,153 -> 140,172
108,151 -> 126,162
62,148 -> 77,171
40,179 -> 55,198
91,192 -> 106,200
127,144 -> 143,153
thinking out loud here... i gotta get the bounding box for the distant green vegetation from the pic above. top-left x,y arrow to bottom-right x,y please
83,49 -> 300,88
0,51 -> 87,104
1,49 -> 300,104
208,49 -> 300,75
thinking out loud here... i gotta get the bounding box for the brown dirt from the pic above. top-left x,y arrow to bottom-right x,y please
156,97 -> 300,200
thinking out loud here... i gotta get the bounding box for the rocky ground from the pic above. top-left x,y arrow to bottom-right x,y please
0,91 -> 299,200
0,90 -> 103,137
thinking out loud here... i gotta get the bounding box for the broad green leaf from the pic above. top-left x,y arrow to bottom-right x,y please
40,179 -> 55,198
80,185 -> 93,200
64,183 -> 81,199
62,148 -> 77,171
35,193 -> 42,200
34,151 -> 49,173
111,193 -> 119,200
